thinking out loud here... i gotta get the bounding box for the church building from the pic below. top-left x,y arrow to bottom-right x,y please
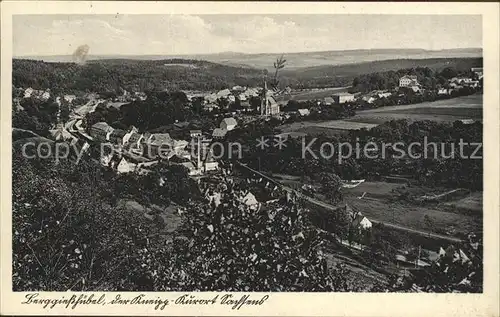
260,81 -> 280,116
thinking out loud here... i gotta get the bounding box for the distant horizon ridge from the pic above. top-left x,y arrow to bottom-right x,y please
15,47 -> 482,58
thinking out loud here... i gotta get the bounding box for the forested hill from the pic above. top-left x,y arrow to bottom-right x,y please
12,58 -> 264,93
12,57 -> 482,93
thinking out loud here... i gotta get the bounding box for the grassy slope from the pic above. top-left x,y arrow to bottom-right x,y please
283,57 -> 483,78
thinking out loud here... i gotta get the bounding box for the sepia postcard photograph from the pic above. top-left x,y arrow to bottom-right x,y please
1,1 -> 499,316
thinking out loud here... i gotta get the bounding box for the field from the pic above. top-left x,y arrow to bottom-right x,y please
277,86 -> 350,102
348,94 -> 483,125
279,94 -> 483,136
444,192 -> 483,214
274,173 -> 482,240
279,120 -> 378,136
341,181 -> 482,238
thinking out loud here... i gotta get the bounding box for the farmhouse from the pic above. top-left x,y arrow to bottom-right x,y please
332,92 -> 355,104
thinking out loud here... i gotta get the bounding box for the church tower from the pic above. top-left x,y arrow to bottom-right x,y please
260,80 -> 268,115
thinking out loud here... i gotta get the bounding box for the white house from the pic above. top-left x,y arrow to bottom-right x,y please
437,88 -> 449,95
63,95 -> 77,103
352,214 -> 372,230
203,160 -> 219,172
122,126 -> 139,146
40,90 -> 51,101
377,92 -> 392,98
116,157 -> 137,174
216,89 -> 231,98
332,92 -> 355,104
297,109 -> 310,116
362,96 -> 376,104
240,192 -> 259,210
220,117 -> 237,131
24,88 -> 34,98
323,97 -> 335,106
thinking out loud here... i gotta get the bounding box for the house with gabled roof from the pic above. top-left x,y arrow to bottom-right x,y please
116,157 -> 137,174
90,122 -> 114,142
220,117 -> 237,131
212,128 -> 227,139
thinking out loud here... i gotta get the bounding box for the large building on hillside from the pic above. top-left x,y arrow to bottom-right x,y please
260,82 -> 280,116
399,75 -> 419,87
332,92 -> 355,104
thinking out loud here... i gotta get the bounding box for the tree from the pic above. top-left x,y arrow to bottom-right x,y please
191,97 -> 203,115
170,189 -> 343,291
318,173 -> 343,204
440,67 -> 458,79
271,55 -> 287,91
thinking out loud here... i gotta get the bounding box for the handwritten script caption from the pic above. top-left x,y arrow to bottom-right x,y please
21,293 -> 270,311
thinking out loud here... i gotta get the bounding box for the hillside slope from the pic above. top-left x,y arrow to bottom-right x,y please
12,57 -> 482,92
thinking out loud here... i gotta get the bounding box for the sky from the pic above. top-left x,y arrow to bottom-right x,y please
13,14 -> 482,56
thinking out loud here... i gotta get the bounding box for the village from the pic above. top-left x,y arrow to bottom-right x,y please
8,7 -> 490,296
